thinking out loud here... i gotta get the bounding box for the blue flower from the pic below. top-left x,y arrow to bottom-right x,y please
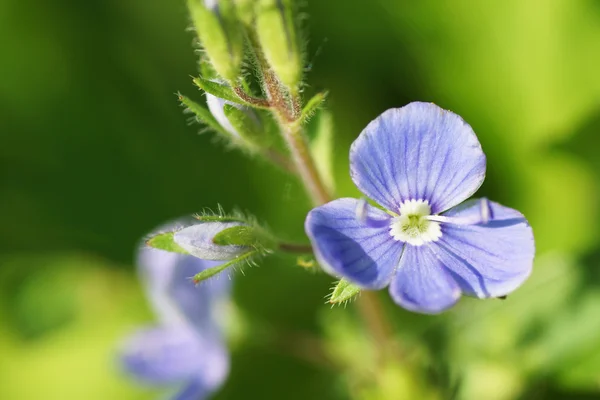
305,102 -> 535,314
120,224 -> 231,399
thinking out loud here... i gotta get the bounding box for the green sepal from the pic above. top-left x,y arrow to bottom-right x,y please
146,231 -> 189,255
329,279 -> 361,305
235,0 -> 257,25
198,56 -> 218,81
193,214 -> 249,223
301,91 -> 328,122
192,250 -> 257,284
178,94 -> 231,138
256,0 -> 302,89
308,108 -> 335,192
192,76 -> 243,105
223,105 -> 270,147
213,225 -> 275,251
187,0 -> 244,82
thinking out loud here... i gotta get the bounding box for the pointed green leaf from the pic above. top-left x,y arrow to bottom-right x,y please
178,94 -> 231,137
223,105 -> 270,147
198,57 -> 218,81
329,279 -> 361,305
212,225 -> 257,247
301,91 -> 328,122
212,225 -> 276,252
192,250 -> 257,284
193,76 -> 244,104
146,231 -> 189,254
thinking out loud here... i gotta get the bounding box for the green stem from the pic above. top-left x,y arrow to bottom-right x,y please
248,31 -> 330,205
248,27 -> 396,360
279,118 -> 331,205
233,86 -> 270,108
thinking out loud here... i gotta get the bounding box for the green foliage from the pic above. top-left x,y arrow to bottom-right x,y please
255,0 -> 302,89
192,251 -> 257,284
187,0 -> 244,81
301,91 -> 328,123
213,225 -> 257,247
329,279 -> 361,305
223,104 -> 269,147
179,94 -> 230,137
192,76 -> 244,105
146,231 -> 189,254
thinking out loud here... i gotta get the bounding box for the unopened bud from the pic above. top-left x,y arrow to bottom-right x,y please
174,221 -> 252,260
256,0 -> 302,89
187,0 -> 244,82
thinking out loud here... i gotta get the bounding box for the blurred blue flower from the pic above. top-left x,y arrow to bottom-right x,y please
305,102 -> 535,314
120,224 -> 231,400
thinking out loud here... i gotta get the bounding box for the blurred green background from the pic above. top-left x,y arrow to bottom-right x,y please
1,0 -> 600,399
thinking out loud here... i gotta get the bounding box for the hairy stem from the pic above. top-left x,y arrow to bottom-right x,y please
248,31 -> 330,205
233,86 -> 270,108
260,148 -> 296,173
279,119 -> 331,205
248,28 -> 396,361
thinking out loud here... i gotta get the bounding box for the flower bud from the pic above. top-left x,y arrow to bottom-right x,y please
206,92 -> 269,148
206,93 -> 245,137
174,221 -> 252,260
187,0 -> 244,82
256,0 -> 302,89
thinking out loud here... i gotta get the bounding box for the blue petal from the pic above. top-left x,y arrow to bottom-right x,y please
137,247 -> 229,330
120,326 -> 210,384
389,245 -> 461,314
305,198 -> 403,289
173,380 -> 209,400
169,255 -> 231,335
432,199 -> 535,298
350,102 -> 486,214
174,222 -> 250,260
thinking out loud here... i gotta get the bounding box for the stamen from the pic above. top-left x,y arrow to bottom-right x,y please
355,198 -> 389,228
426,198 -> 493,226
389,199 -> 441,245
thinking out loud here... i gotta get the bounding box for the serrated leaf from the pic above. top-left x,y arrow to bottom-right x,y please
192,250 -> 257,283
301,91 -> 328,122
146,231 -> 189,254
179,94 -> 230,137
330,278 -> 361,304
193,76 -> 244,104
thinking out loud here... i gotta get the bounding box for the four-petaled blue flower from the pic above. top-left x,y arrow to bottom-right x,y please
120,224 -> 231,400
305,102 -> 535,314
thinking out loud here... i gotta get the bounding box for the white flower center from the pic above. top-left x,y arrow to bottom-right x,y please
389,200 -> 442,246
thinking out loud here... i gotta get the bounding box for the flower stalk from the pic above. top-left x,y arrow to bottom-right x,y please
246,26 -> 396,359
247,31 -> 331,205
